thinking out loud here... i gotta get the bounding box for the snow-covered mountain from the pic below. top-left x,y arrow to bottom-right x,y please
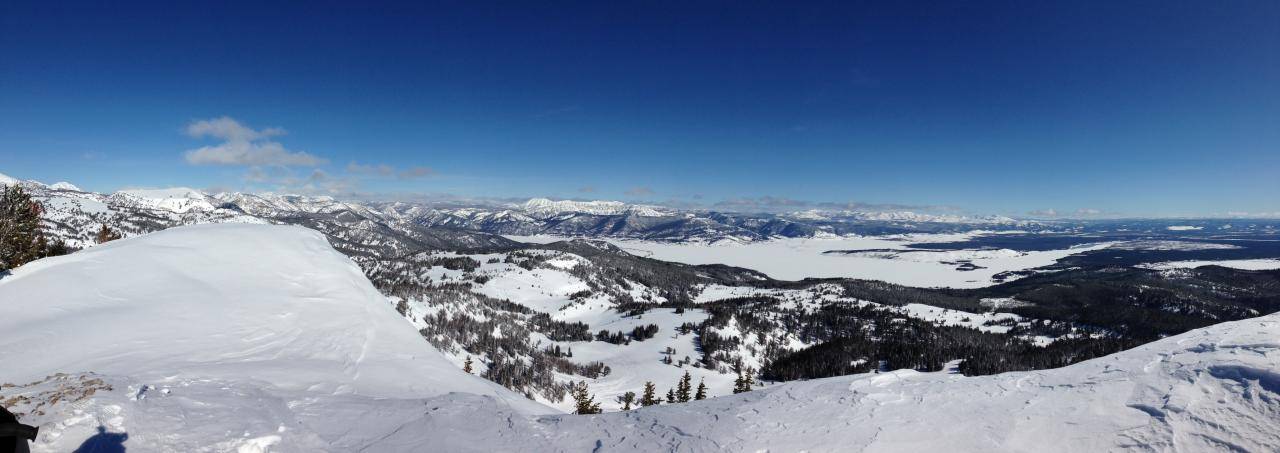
393,198 -> 1033,241
521,197 -> 667,218
4,178 -> 264,248
1,224 -> 1276,451
5,171 -> 1035,245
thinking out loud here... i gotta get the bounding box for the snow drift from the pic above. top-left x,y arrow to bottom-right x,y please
2,224 -> 1277,452
0,224 -> 546,451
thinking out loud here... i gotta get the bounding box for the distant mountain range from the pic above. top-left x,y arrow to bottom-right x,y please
3,172 -> 1041,248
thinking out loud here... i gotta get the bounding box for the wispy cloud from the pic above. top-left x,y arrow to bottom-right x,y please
347,161 -> 435,180
712,196 -> 944,214
1027,208 -> 1058,217
346,161 -> 394,177
183,117 -> 327,167
625,186 -> 655,197
1223,211 -> 1280,218
714,196 -> 810,211
243,166 -> 354,194
397,166 -> 436,180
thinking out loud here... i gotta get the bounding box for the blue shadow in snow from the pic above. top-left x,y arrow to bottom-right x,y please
73,426 -> 127,453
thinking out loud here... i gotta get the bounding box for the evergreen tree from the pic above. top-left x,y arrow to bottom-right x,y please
463,356 -> 473,374
639,381 -> 660,406
572,381 -> 601,415
665,388 -> 676,404
95,223 -> 122,244
733,368 -> 754,394
676,371 -> 692,402
42,237 -> 70,258
617,391 -> 636,411
0,185 -> 46,271
694,378 -> 707,400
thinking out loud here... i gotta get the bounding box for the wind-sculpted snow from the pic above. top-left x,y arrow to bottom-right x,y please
0,224 -> 547,451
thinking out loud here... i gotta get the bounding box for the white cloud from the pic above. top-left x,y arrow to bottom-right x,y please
397,166 -> 436,180
183,117 -> 326,167
346,161 -> 395,176
711,196 -> 941,214
186,116 -> 284,141
1223,211 -> 1280,218
244,166 -> 270,183
625,186 -> 655,197
240,166 -> 353,194
346,162 -> 436,180
1027,208 -> 1058,217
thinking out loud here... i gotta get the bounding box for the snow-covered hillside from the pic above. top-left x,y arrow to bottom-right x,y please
112,187 -> 218,213
521,197 -> 666,218
2,223 -> 1277,452
3,176 -> 265,248
396,249 -> 739,412
0,224 -> 546,451
402,311 -> 1280,452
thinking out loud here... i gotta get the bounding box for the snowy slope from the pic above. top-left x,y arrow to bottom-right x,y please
521,197 -> 666,218
48,181 -> 81,191
406,250 -> 735,412
270,311 -> 1280,452
112,187 -> 218,213
1,224 -> 1277,451
0,224 -> 548,451
0,171 -> 20,186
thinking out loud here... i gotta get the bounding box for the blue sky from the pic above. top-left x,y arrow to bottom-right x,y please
1,1 -> 1277,217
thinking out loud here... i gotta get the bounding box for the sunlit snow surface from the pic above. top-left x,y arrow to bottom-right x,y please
413,251 -> 734,412
4,225 -> 1278,452
0,224 -> 548,452
510,233 -> 1111,288
1138,258 -> 1280,271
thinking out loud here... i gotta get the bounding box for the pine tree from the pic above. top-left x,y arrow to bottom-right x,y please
0,185 -> 46,271
639,381 -> 660,406
95,223 -> 122,244
733,368 -> 754,394
666,388 -> 676,404
42,237 -> 69,258
617,391 -> 636,411
676,371 -> 692,402
463,356 -> 473,374
695,378 -> 707,400
572,381 -> 601,415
